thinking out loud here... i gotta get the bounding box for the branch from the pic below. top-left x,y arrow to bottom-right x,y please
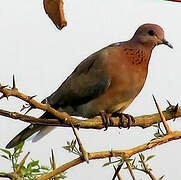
1,79 -> 180,179
0,106 -> 180,129
0,81 -> 180,129
36,131 -> 181,180
15,152 -> 30,173
113,165 -> 123,180
126,161 -> 136,180
139,154 -> 157,180
0,172 -> 21,180
71,123 -> 89,163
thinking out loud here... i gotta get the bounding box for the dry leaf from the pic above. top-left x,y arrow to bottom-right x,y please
43,0 -> 67,30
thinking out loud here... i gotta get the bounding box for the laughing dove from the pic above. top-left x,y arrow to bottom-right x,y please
6,23 -> 172,149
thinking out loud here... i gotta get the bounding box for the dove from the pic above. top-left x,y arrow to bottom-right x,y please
6,23 -> 173,149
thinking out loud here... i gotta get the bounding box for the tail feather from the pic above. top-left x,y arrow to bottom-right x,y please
6,124 -> 44,149
6,112 -> 56,149
32,126 -> 55,142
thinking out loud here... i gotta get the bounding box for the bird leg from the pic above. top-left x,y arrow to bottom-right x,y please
111,112 -> 135,129
100,112 -> 114,131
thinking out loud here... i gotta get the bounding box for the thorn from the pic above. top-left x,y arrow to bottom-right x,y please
159,175 -> 165,180
152,95 -> 172,134
12,74 -> 16,89
172,103 -> 179,122
0,94 -> 8,100
166,99 -> 172,106
24,106 -> 34,114
174,103 -> 179,113
0,95 -> 4,100
51,149 -> 56,170
0,95 -> 5,100
70,122 -> 89,163
20,105 -> 26,112
30,95 -> 37,99
0,85 -> 8,89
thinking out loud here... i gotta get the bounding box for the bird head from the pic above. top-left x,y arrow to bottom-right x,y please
132,23 -> 173,49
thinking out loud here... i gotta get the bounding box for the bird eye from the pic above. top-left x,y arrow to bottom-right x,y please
148,30 -> 155,36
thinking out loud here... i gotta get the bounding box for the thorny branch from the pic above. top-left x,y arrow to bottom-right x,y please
139,154 -> 157,180
0,81 -> 180,129
35,131 -> 181,180
0,79 -> 181,180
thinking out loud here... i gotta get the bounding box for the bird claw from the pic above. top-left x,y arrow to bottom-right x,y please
100,112 -> 113,131
112,112 -> 135,129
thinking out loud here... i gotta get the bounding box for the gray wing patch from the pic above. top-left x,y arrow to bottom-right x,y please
45,76 -> 110,109
42,48 -> 110,112
62,76 -> 110,107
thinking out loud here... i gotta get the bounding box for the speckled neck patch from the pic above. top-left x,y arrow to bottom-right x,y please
123,48 -> 146,65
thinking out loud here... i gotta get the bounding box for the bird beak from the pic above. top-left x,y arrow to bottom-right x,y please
162,39 -> 173,49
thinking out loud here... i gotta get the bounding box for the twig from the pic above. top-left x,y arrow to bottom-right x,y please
50,149 -> 58,180
0,106 -> 181,130
139,154 -> 157,180
126,161 -> 136,180
113,165 -> 123,180
15,152 -> 30,173
35,131 -> 181,180
0,83 -> 180,129
70,123 -> 89,163
0,82 -> 75,125
0,173 -> 21,180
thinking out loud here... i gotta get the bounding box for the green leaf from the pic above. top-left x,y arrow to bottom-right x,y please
154,132 -> 161,138
14,151 -> 22,159
27,160 -> 39,169
14,141 -> 24,153
0,148 -> 11,159
118,160 -> 124,167
1,154 -> 9,160
56,172 -> 67,179
40,165 -> 50,170
132,157 -> 136,166
71,140 -> 76,147
31,168 -> 40,172
146,155 -> 155,162
18,166 -> 27,177
66,141 -> 70,145
102,162 -> 111,167
140,153 -> 145,161
63,146 -> 71,151
0,172 -> 9,176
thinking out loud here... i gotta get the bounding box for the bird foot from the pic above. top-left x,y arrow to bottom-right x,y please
100,112 -> 114,131
111,112 -> 135,129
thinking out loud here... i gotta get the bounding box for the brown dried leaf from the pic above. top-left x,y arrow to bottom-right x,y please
43,0 -> 67,30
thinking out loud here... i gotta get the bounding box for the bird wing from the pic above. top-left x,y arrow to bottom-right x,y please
44,50 -> 111,111
6,48 -> 111,148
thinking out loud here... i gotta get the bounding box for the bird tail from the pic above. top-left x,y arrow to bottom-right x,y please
6,112 -> 56,149
6,124 -> 44,149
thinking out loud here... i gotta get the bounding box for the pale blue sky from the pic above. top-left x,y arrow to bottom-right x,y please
0,0 -> 181,179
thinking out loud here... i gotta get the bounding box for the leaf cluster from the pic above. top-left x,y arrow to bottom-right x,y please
0,143 -> 66,179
